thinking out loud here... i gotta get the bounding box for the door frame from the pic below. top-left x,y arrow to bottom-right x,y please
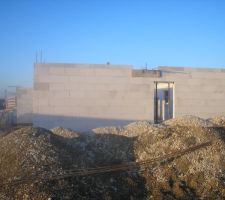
154,81 -> 174,123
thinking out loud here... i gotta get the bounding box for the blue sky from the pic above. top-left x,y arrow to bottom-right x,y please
0,0 -> 225,96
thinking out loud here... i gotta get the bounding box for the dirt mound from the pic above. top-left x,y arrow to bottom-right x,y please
0,116 -> 225,199
92,121 -> 153,137
51,127 -> 80,138
134,124 -> 225,199
50,127 -> 134,165
92,125 -> 124,135
93,117 -> 225,199
0,127 -> 78,199
209,116 -> 225,126
0,127 -> 147,200
163,115 -> 214,127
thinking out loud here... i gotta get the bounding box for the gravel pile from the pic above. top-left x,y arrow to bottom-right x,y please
51,127 -> 80,138
163,115 -> 214,127
134,124 -> 225,199
0,127 -> 146,200
0,116 -> 225,199
209,116 -> 225,126
0,127 -> 78,199
92,121 -> 153,137
51,127 -> 134,166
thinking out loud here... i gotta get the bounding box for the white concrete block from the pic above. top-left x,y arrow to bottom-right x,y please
49,66 -> 65,75
34,82 -> 49,90
33,63 -> 225,131
49,83 -> 65,91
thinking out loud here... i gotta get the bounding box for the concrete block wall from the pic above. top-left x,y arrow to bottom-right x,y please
16,88 -> 33,124
159,66 -> 225,118
33,64 -> 154,131
33,63 -> 225,131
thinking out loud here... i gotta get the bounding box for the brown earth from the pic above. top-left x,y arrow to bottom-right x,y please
0,115 -> 225,200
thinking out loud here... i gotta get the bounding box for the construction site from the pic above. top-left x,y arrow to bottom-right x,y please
0,64 -> 224,199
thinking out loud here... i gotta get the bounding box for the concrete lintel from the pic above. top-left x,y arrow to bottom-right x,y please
132,69 -> 161,78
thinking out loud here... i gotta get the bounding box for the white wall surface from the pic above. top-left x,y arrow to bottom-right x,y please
33,64 -> 225,131
159,66 -> 225,118
33,64 -> 155,131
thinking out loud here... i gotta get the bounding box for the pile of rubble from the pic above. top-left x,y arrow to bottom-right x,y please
92,121 -> 153,137
0,127 -> 77,199
163,115 -> 214,127
134,117 -> 225,199
209,116 -> 225,126
0,127 -> 146,200
51,127 -> 79,138
0,115 -> 224,199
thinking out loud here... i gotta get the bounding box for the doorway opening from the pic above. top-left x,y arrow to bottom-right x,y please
154,82 -> 174,123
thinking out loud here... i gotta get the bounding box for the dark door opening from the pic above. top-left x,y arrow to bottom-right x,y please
154,82 -> 174,123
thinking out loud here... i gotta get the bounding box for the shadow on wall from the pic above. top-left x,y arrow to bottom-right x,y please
32,114 -> 147,132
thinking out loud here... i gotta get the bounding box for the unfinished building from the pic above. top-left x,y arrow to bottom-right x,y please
17,63 -> 225,131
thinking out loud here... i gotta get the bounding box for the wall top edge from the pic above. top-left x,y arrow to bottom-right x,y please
34,63 -> 225,73
158,66 -> 225,72
34,63 -> 133,69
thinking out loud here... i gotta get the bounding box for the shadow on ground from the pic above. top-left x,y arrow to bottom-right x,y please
39,132 -> 149,200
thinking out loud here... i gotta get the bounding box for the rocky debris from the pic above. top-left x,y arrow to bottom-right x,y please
134,123 -> 225,199
92,121 -> 153,137
0,127 -> 81,199
209,116 -> 225,127
51,127 -> 80,138
163,115 -> 214,127
0,127 -> 146,200
50,127 -> 134,166
0,125 -> 26,136
0,115 -> 225,199
60,131 -> 135,168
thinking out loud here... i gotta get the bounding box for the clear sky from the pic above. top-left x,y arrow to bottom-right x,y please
0,0 -> 225,96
